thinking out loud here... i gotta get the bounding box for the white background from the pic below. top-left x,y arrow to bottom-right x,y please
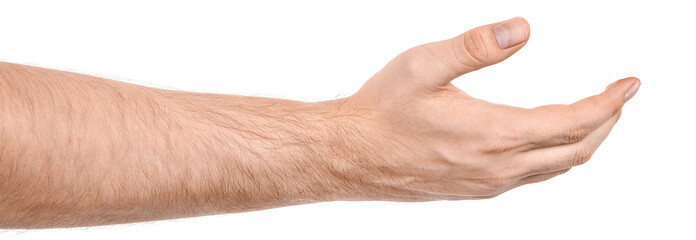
1,0 -> 694,239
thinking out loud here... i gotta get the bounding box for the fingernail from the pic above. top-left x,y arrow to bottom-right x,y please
624,80 -> 641,102
493,17 -> 528,49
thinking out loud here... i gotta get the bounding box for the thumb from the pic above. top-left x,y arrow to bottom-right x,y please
387,17 -> 530,89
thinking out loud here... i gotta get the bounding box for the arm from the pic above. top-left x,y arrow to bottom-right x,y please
0,17 -> 640,228
0,61 -> 355,228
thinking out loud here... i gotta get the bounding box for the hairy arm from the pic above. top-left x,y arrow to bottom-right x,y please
0,61 -> 360,228
0,17 -> 640,229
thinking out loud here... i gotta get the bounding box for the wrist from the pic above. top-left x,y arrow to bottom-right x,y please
310,98 -> 400,201
317,97 -> 438,202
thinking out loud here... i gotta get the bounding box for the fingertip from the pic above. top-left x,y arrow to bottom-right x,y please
624,78 -> 641,102
493,17 -> 530,49
604,77 -> 640,103
622,77 -> 640,87
626,76 -> 640,82
518,17 -> 530,39
606,77 -> 637,89
508,17 -> 530,39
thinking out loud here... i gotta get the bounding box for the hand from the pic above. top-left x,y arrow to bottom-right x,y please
333,17 -> 640,201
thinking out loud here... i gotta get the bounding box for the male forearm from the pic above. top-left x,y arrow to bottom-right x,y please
0,62 -> 355,228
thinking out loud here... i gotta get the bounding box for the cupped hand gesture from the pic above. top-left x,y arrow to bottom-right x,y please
336,17 -> 640,200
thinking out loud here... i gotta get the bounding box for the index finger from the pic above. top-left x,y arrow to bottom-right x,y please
519,77 -> 640,150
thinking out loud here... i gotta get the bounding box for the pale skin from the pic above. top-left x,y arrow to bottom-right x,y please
0,17 -> 640,228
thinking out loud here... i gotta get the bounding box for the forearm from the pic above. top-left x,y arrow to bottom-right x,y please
0,62 -> 353,228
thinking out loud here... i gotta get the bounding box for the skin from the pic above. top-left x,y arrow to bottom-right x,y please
0,17 -> 639,228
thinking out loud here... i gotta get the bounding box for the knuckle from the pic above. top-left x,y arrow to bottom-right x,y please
571,146 -> 592,166
591,92 -> 624,115
458,28 -> 497,67
395,46 -> 431,78
557,169 -> 571,176
563,122 -> 591,143
479,175 -> 512,192
479,140 -> 515,154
